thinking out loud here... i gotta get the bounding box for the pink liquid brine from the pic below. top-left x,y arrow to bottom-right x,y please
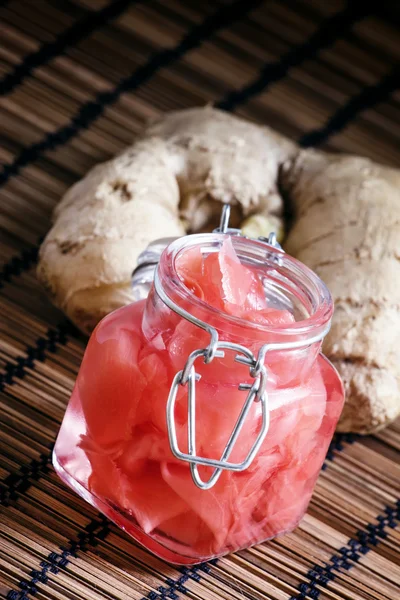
53,235 -> 344,564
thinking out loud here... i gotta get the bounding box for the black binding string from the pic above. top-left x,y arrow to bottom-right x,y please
0,450 -> 53,507
6,500 -> 399,600
322,433 -> 356,469
300,63 -> 400,147
0,0 -> 264,189
0,321 -> 73,395
6,517 -> 111,600
289,503 -> 400,600
216,0 -> 372,112
0,319 -> 74,509
0,0 -> 136,97
0,245 -> 38,288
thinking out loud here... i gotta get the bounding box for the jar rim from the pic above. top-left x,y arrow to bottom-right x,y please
157,233 -> 333,342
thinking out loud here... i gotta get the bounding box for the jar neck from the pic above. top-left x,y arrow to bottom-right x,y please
140,233 -> 332,389
155,233 -> 332,351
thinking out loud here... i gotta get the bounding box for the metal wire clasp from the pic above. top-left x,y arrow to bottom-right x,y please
166,342 -> 269,490
154,204 -> 328,490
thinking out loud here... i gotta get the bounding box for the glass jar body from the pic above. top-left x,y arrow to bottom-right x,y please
53,236 -> 344,564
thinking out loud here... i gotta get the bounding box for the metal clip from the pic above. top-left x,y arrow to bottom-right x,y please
212,204 -> 242,236
259,231 -> 282,250
166,343 -> 269,490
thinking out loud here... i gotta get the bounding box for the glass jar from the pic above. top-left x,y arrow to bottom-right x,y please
53,233 -> 344,565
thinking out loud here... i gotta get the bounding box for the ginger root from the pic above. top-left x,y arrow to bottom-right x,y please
241,214 -> 284,243
37,107 -> 295,334
38,137 -> 186,334
38,106 -> 400,433
282,151 -> 400,434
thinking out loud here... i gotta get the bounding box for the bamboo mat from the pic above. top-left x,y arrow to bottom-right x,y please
0,1 -> 400,599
